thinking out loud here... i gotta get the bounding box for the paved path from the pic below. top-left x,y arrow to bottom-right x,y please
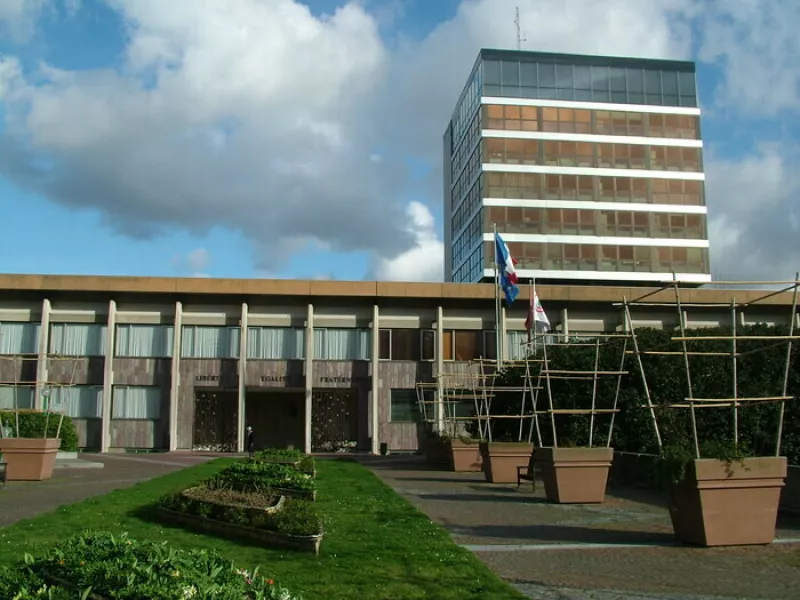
0,452 -> 214,528
360,455 -> 800,600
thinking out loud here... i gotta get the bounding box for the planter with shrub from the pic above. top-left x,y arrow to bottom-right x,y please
0,410 -> 78,481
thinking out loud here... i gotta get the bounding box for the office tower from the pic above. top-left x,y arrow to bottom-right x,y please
444,49 -> 709,285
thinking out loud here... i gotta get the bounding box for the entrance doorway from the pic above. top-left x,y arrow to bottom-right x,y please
245,390 -> 305,451
311,389 -> 359,452
193,390 -> 238,452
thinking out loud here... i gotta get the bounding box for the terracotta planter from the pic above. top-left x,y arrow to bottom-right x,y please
424,436 -> 451,466
479,442 -> 534,483
669,456 -> 787,547
536,446 -> 613,503
0,437 -> 61,481
449,439 -> 482,472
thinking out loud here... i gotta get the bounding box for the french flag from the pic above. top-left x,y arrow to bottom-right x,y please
494,232 -> 520,306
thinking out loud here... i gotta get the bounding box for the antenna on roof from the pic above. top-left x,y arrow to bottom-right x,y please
514,6 -> 527,51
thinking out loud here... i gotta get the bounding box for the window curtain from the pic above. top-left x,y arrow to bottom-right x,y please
389,389 -> 420,422
507,331 -> 529,360
50,386 -> 103,418
116,325 -> 174,357
181,326 -> 240,358
507,330 -> 559,360
0,386 -> 34,410
50,324 -> 107,356
112,386 -> 161,419
247,327 -> 304,359
313,328 -> 370,360
0,322 -> 40,354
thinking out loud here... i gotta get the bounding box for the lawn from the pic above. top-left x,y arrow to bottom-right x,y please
0,457 -> 526,600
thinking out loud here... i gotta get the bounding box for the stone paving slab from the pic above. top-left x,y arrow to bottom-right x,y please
0,452 -> 214,528
360,455 -> 800,600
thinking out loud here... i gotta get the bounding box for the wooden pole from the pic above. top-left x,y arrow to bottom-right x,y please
624,298 -> 662,451
588,338 -> 600,447
607,338 -> 628,448
541,334 -> 558,447
673,279 -> 700,459
776,273 -> 800,456
731,298 -> 738,447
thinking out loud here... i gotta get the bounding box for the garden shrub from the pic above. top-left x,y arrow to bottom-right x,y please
0,410 -> 79,452
208,461 -> 316,494
23,530 -> 303,600
491,324 -> 800,466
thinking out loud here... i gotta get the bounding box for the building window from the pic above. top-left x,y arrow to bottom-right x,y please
390,389 -> 424,422
0,386 -> 34,410
247,327 -> 305,359
442,330 -> 497,361
0,322 -> 40,355
378,329 -> 435,361
50,323 -> 107,356
115,324 -> 174,358
51,385 -> 103,419
112,386 -> 161,419
313,328 -> 370,360
181,326 -> 240,359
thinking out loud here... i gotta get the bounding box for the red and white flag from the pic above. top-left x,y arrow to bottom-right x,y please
524,289 -> 551,343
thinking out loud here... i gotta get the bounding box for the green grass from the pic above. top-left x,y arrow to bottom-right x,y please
0,458 -> 525,600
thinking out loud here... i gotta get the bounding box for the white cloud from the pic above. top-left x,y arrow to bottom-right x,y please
697,0 -> 800,115
0,0 -> 798,284
372,201 -> 443,282
171,247 -> 212,277
706,146 -> 800,281
0,0 -> 47,42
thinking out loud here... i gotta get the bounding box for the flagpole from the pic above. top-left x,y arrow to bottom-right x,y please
493,224 -> 501,366
532,277 -> 537,356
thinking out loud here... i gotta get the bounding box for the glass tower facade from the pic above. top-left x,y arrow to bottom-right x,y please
444,49 -> 711,285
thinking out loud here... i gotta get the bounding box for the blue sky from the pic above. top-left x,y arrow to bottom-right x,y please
0,0 -> 797,281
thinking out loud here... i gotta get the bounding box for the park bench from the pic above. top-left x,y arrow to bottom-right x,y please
516,452 -> 536,491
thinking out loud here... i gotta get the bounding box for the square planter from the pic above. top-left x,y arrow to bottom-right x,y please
669,456 -> 787,547
479,442 -> 534,483
0,438 -> 61,481
424,436 -> 451,466
536,446 -> 613,503
449,439 -> 482,472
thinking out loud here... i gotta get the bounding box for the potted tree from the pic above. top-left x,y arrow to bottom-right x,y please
627,292 -> 795,547
0,386 -> 64,481
531,338 -> 625,503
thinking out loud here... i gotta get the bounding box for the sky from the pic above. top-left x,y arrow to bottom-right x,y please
0,0 -> 797,283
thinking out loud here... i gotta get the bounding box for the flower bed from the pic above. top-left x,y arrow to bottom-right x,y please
154,457 -> 324,554
209,460 -> 317,500
0,531 -> 302,599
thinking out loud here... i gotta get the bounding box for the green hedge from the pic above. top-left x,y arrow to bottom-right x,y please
0,410 -> 79,452
488,324 -> 800,465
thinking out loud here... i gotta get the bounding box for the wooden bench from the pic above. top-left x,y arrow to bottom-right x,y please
516,453 -> 536,491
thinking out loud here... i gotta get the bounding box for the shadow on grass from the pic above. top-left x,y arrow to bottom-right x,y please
128,503 -> 276,553
455,522 -> 676,546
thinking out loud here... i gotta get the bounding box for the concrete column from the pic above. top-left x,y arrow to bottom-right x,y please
370,304 -> 380,455
168,301 -> 183,451
35,298 -> 51,410
304,303 -> 314,454
101,299 -> 117,453
435,305 -> 444,433
237,303 -> 248,453
561,307 -> 569,341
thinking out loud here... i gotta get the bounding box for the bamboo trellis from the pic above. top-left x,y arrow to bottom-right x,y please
625,274 -> 800,458
528,331 -> 631,448
415,354 -> 544,443
0,353 -> 80,441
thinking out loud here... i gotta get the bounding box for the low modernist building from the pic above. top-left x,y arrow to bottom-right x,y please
0,274 -> 794,454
